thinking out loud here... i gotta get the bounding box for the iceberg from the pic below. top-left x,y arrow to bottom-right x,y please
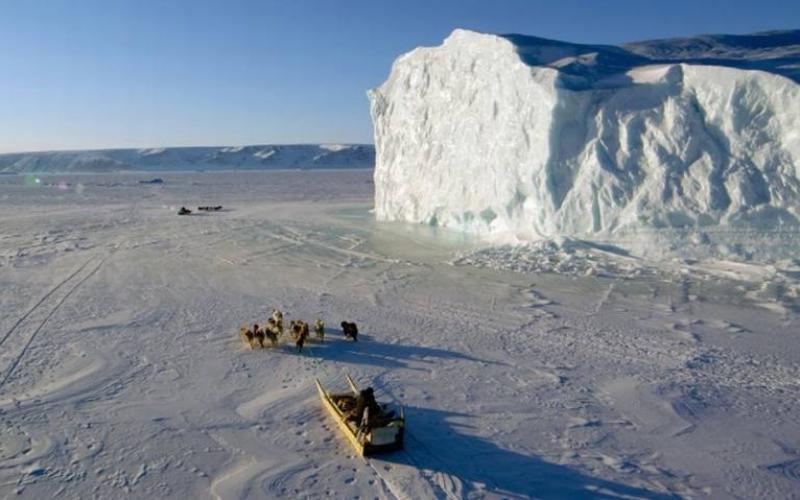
369,29 -> 800,250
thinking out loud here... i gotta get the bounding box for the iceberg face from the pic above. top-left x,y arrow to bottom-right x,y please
369,29 -> 800,245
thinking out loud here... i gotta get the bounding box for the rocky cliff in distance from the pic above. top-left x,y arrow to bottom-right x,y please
0,144 -> 374,173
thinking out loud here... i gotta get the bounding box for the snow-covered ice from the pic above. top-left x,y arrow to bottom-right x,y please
370,30 -> 800,258
1,170 -> 798,498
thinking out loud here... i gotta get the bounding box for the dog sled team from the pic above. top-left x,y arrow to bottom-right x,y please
177,205 -> 224,215
239,308 -> 357,352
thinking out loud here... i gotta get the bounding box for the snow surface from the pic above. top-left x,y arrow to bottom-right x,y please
369,30 -> 800,257
1,170 -> 799,498
0,144 -> 374,173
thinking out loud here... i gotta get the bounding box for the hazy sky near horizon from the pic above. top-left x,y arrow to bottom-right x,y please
1,0 -> 798,153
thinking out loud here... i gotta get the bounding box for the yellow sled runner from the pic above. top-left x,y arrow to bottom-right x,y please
315,374 -> 404,456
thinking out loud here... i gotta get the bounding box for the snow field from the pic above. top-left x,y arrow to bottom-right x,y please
0,171 -> 798,498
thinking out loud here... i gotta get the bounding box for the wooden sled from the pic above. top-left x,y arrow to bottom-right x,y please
315,374 -> 404,456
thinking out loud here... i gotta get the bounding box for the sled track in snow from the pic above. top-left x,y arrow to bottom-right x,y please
766,458 -> 800,482
0,257 -> 96,350
350,425 -> 464,500
0,256 -> 105,392
256,224 -> 400,264
403,433 -> 464,500
356,377 -> 464,500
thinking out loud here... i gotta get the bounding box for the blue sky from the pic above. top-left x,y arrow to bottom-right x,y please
1,0 -> 797,153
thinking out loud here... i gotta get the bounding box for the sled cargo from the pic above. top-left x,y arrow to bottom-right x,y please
315,374 -> 404,456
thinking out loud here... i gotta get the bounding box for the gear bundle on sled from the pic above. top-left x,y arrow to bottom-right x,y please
315,374 -> 404,456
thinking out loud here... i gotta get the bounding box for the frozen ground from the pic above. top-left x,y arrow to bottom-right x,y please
1,170 -> 798,499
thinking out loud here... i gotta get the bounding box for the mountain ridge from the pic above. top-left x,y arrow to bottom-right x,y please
0,144 -> 375,173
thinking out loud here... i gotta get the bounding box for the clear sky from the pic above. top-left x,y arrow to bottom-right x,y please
1,0 -> 797,153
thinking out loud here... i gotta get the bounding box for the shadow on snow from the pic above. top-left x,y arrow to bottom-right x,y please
302,328 -> 499,370
379,405 -> 678,500
292,332 -> 672,497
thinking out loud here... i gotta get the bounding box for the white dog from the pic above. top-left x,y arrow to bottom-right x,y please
271,309 -> 284,335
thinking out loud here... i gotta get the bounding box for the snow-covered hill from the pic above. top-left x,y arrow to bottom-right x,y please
0,144 -> 374,173
369,30 -> 800,255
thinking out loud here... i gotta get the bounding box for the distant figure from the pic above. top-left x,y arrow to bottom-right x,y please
314,319 -> 325,341
178,206 -> 192,215
350,387 -> 381,425
296,331 -> 306,352
341,321 -> 358,342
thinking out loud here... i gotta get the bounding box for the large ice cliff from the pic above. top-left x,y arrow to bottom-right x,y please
369,29 -> 800,247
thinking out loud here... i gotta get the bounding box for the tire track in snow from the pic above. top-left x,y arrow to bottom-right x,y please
0,257 -> 105,392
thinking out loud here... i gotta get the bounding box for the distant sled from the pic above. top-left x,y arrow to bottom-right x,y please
139,178 -> 164,184
316,374 -> 404,456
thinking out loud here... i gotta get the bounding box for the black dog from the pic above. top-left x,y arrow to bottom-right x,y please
340,321 -> 358,342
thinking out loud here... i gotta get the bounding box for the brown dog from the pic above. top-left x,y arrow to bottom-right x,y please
288,319 -> 310,352
314,319 -> 324,341
264,328 -> 278,346
240,325 -> 255,349
289,320 -> 304,341
252,323 -> 265,348
266,318 -> 281,343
